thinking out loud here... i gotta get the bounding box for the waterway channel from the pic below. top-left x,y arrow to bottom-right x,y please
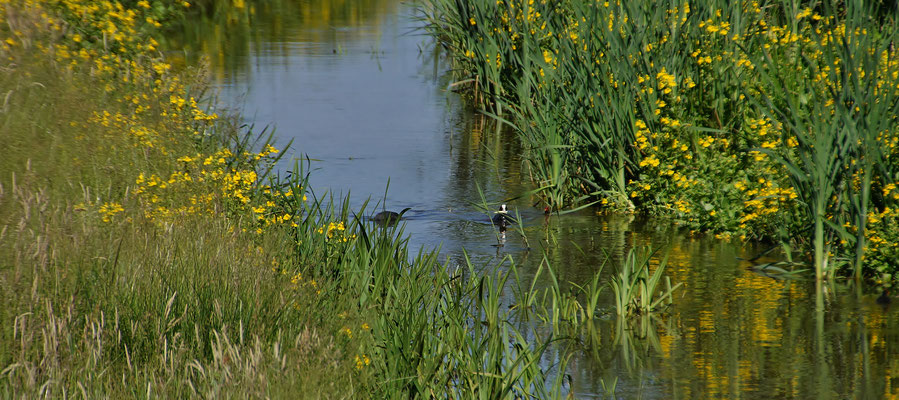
164,1 -> 899,398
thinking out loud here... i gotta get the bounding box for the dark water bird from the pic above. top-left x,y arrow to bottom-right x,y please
878,289 -> 891,305
372,207 -> 411,227
492,204 -> 514,233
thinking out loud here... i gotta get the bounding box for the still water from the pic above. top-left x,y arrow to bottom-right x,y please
166,1 -> 899,398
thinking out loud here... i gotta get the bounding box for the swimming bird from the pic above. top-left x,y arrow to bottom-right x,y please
372,207 -> 411,227
492,204 -> 514,233
878,289 -> 891,305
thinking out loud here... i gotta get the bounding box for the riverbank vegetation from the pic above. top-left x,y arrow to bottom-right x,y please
1,0 -> 683,397
422,0 -> 899,281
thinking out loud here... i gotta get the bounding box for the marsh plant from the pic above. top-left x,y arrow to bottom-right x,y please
610,248 -> 683,316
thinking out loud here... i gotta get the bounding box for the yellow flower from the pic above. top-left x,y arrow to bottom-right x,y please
656,68 -> 676,90
543,50 -> 553,64
98,202 -> 125,222
355,354 -> 371,370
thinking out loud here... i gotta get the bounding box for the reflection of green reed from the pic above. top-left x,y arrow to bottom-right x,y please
164,0 -> 402,73
506,252 -> 608,334
614,313 -> 666,373
570,262 -> 606,322
610,248 -> 682,316
752,1 -> 899,281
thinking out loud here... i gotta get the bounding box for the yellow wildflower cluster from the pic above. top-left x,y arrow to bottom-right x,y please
284,269 -> 319,295
656,68 -> 676,93
834,206 -> 899,275
316,221 -> 356,242
98,202 -> 125,222
354,354 -> 371,370
132,147 -> 273,222
22,0 -> 221,150
634,119 -> 651,150
627,4 -> 897,239
3,0 -> 306,232
737,182 -> 798,228
884,183 -> 899,201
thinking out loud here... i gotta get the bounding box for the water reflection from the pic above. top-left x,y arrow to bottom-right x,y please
167,1 -> 899,398
163,0 -> 402,77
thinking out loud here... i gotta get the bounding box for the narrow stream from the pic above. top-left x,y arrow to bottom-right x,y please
165,1 -> 899,398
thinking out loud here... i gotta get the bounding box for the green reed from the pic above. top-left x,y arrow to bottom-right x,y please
610,248 -> 682,316
570,264 -> 607,322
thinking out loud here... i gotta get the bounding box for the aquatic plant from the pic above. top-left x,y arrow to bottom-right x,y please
610,248 -> 682,316
570,264 -> 607,322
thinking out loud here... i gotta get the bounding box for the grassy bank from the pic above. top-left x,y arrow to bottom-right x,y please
422,0 -> 899,280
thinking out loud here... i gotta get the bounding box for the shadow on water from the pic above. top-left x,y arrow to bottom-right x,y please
167,0 -> 899,398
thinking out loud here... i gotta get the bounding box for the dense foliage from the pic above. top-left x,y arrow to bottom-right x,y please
422,0 -> 899,280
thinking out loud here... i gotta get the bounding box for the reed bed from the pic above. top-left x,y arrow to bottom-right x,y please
423,0 -> 899,280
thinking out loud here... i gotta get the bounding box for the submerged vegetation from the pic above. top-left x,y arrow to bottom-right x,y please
422,0 -> 899,281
